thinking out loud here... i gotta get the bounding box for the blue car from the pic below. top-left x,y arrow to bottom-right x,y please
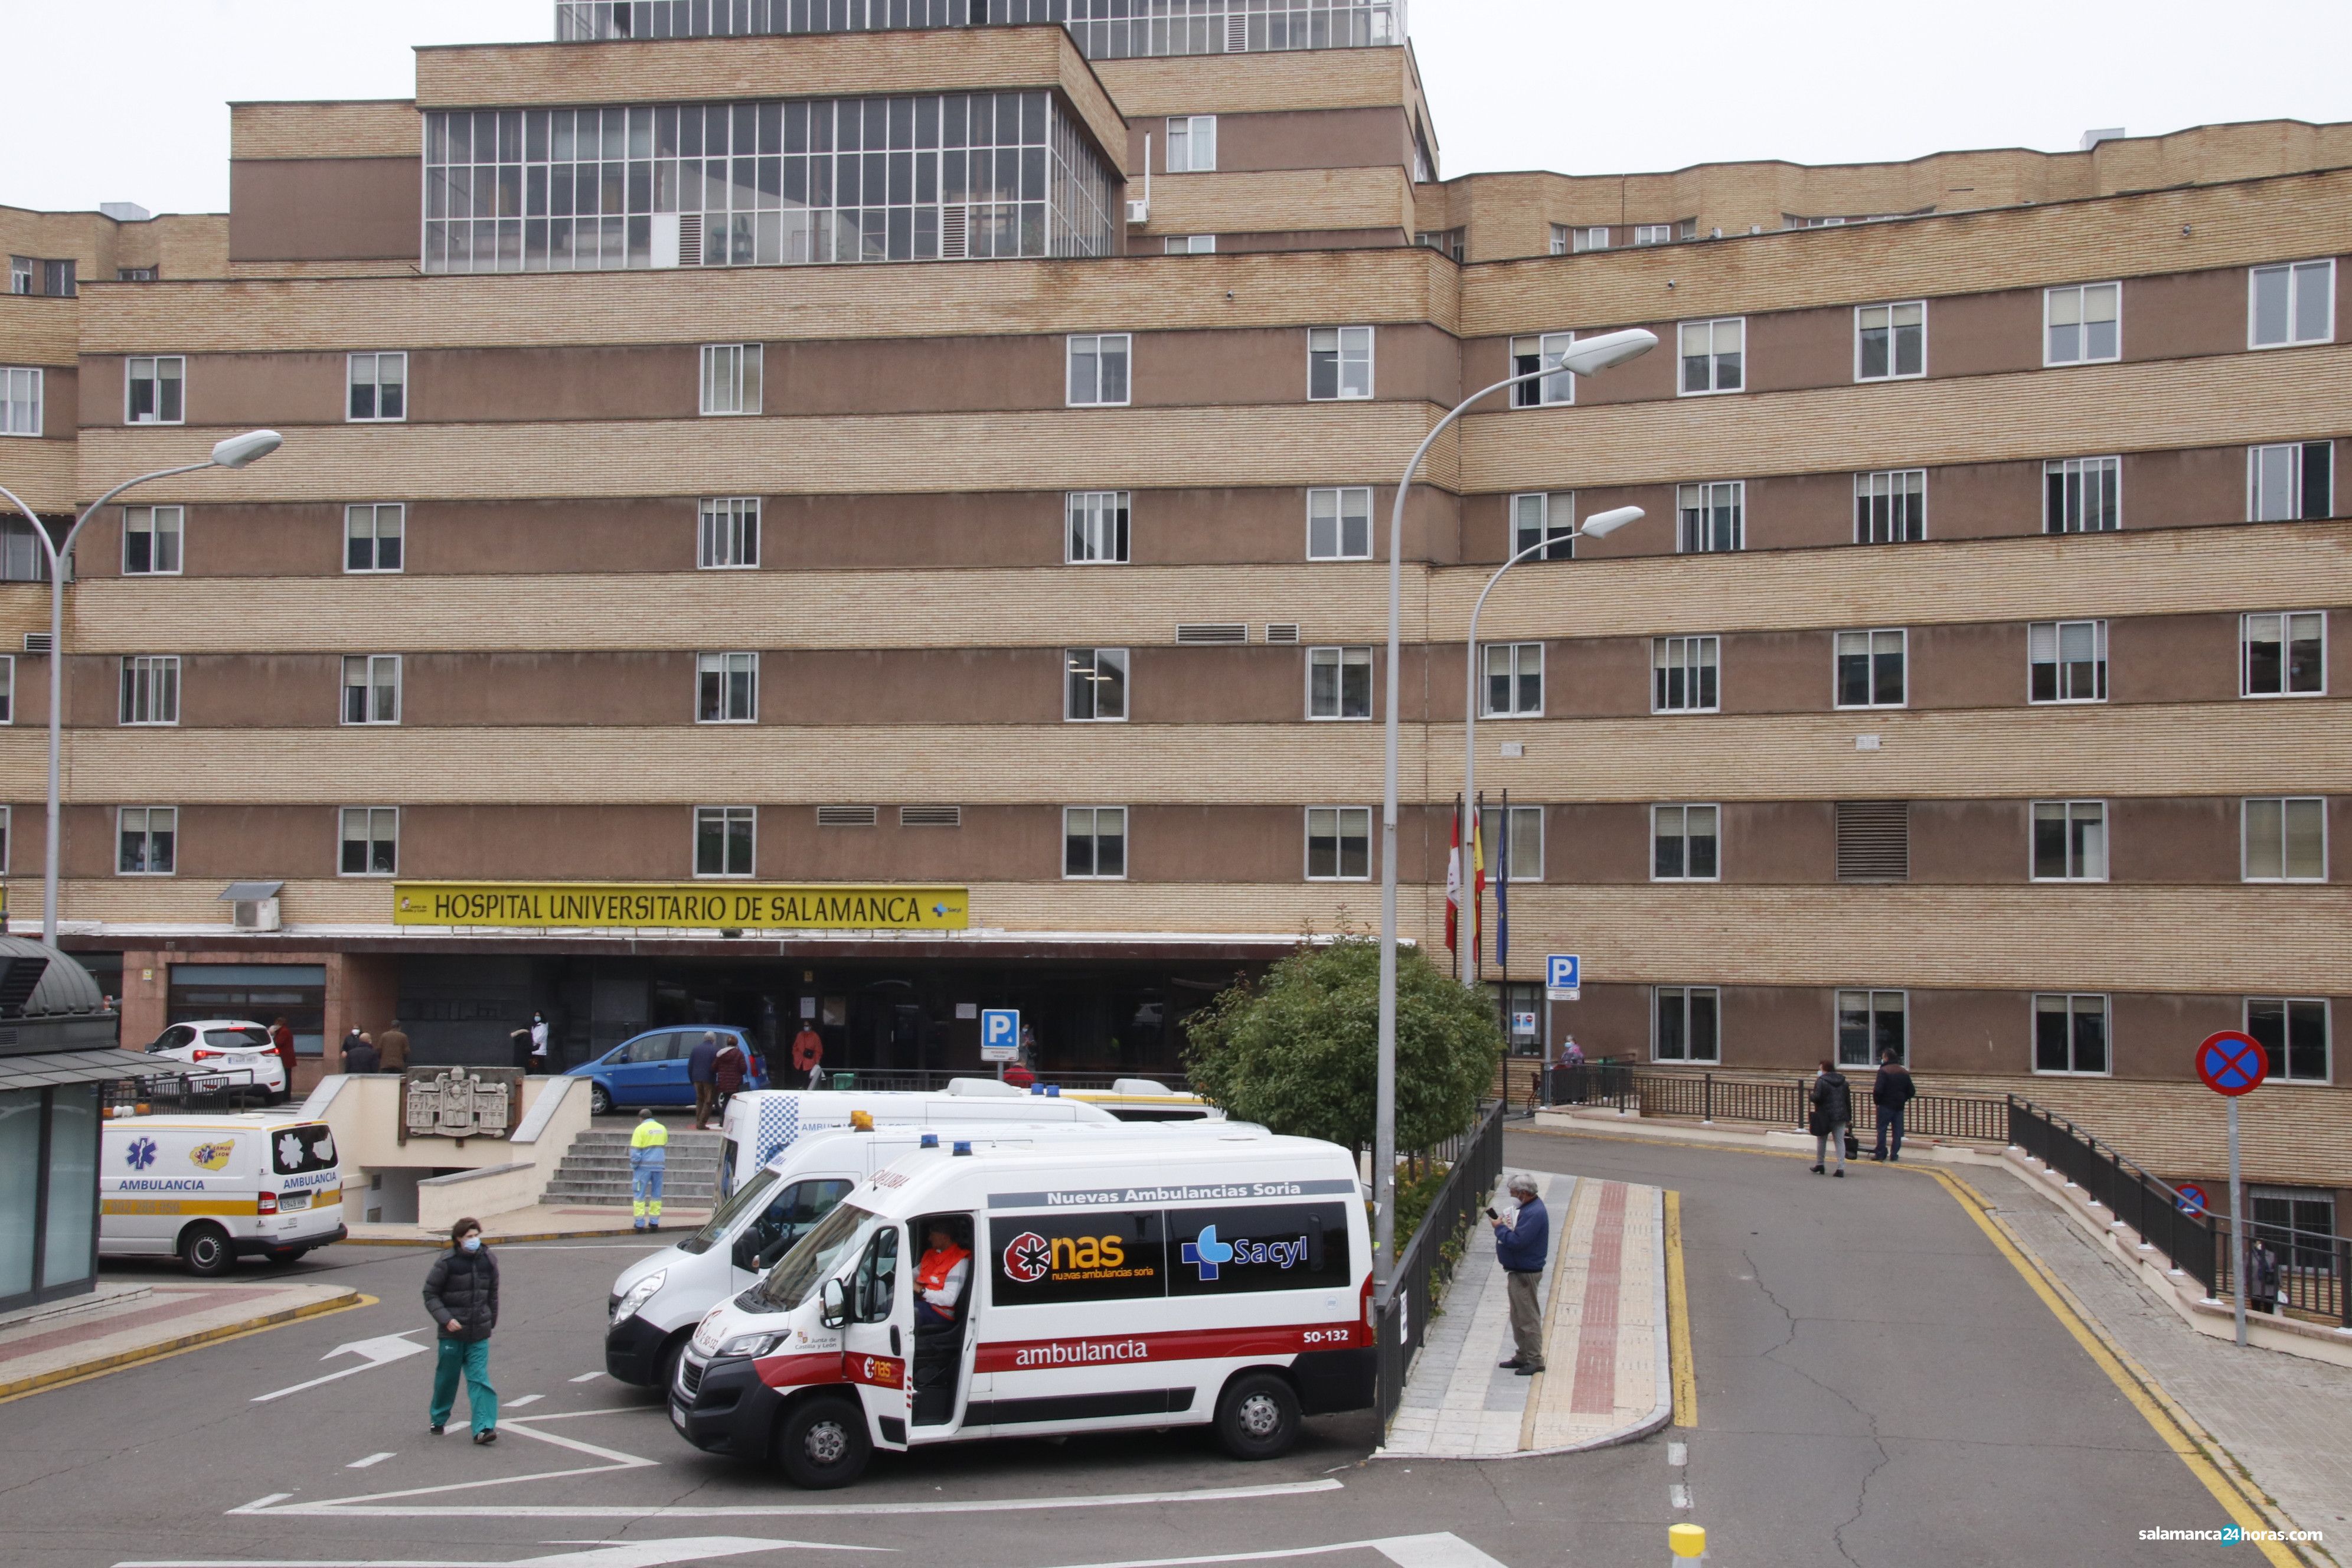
567,1026 -> 767,1116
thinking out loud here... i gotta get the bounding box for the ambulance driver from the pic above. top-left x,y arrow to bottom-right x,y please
911,1219 -> 971,1426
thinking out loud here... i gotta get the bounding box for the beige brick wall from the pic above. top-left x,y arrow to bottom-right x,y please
1093,47 -> 1410,117
229,101 -> 420,162
1142,167 -> 1411,237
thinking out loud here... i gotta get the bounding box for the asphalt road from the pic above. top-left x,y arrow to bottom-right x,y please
0,1128 -> 2242,1568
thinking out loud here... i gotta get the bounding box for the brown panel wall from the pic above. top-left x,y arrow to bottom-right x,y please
1909,800 -> 2027,883
228,159 -> 423,263
1923,289 -> 2041,379
40,366 -> 78,439
2109,613 -> 2242,704
1745,305 -> 1854,394
762,648 -> 1061,726
407,652 -> 692,727
2110,992 -> 2246,1079
1544,982 -> 1650,1062
1926,458 -> 2040,540
1723,801 -> 1835,883
406,805 -> 687,881
1720,629 -> 1831,714
2123,267 -> 2248,362
1546,638 -> 1653,719
2108,798 -> 2240,883
1128,107 -> 1408,175
1907,622 -> 2028,708
1722,985 -> 1835,1072
1547,802 -> 1651,884
1912,988 -> 2026,1076
2123,447 -> 2246,530
1749,471 -> 1858,551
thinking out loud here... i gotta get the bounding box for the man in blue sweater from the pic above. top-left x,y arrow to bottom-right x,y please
1492,1173 -> 1550,1375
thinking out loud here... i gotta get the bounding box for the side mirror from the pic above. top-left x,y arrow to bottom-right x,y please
820,1276 -> 848,1329
731,1233 -> 761,1272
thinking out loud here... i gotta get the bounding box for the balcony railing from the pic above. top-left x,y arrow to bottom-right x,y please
554,0 -> 1405,58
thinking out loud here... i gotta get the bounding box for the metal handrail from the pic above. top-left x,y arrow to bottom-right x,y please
1373,1098 -> 1505,1427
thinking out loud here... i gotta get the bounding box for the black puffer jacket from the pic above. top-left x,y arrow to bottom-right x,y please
1808,1071 -> 1853,1136
423,1246 -> 500,1341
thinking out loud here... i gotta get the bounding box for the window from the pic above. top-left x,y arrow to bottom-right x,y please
2044,282 -> 2119,364
2249,260 -> 2333,348
341,655 -> 402,725
118,656 -> 179,726
2243,797 -> 2327,882
1854,469 -> 1926,542
1306,486 -> 1373,561
1066,491 -> 1130,563
117,807 -> 177,876
0,805 -> 8,868
2044,456 -> 2121,533
347,352 -> 407,422
1308,326 -> 1374,401
0,657 -> 11,724
1480,803 -> 1544,881
1509,333 -> 1574,407
1678,318 -> 1743,394
1165,115 -> 1216,171
1653,987 -> 1720,1063
1415,229 -> 1463,261
2032,994 -> 2109,1075
1509,492 -> 1575,561
1834,629 -> 1906,708
1305,806 -> 1371,880
125,356 -> 184,424
2242,612 -> 2325,698
1482,642 -> 1543,717
345,504 -> 404,573
2028,619 -> 2106,703
339,807 -> 400,877
1652,636 -> 1719,714
1307,645 -> 1372,720
0,521 -> 41,583
697,651 -> 759,723
122,507 -> 182,574
699,343 -> 762,414
1835,801 -> 1909,881
1677,481 -> 1744,552
43,260 -> 74,296
2251,1187 -> 2339,1269
1064,646 -> 1127,721
1837,989 -> 1906,1067
5,257 -> 27,293
11,257 -> 73,296
1855,302 -> 1925,380
117,267 -> 157,282
1652,804 -> 1719,881
2031,800 -> 2108,881
694,806 -> 756,877
1063,806 -> 1127,878
698,498 -> 759,569
2249,441 -> 2333,521
1632,224 -> 1672,246
2247,998 -> 2330,1084
1567,226 -> 1610,254
1067,334 -> 1131,406
1163,234 -> 1216,254
0,367 -> 40,436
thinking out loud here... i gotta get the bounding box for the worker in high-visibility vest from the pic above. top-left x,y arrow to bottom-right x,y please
629,1111 -> 669,1233
914,1222 -> 970,1327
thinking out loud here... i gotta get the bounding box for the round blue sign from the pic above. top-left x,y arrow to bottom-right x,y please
2196,1031 -> 2267,1097
2176,1182 -> 2208,1216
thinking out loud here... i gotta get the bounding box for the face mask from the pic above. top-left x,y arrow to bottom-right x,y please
460,1237 -> 482,1253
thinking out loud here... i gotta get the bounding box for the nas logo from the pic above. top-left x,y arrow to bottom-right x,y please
1002,1230 -> 1127,1283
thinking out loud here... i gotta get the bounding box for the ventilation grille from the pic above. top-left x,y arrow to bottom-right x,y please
816,805 -> 878,828
1224,10 -> 1248,50
1175,622 -> 1249,645
677,212 -> 703,266
21,632 -> 50,655
899,805 -> 962,828
941,205 -> 966,259
1835,801 -> 1909,882
1264,623 -> 1300,644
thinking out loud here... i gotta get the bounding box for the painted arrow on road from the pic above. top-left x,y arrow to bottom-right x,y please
117,1537 -> 882,1568
251,1332 -> 429,1403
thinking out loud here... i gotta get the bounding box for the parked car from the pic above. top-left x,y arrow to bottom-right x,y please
144,1018 -> 289,1102
567,1025 -> 767,1116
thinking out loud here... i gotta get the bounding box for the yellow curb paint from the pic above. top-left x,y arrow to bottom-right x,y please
1518,1176 -> 1590,1450
1929,1172 -> 2303,1568
0,1291 -> 374,1406
1521,1123 -> 1820,1161
1664,1188 -> 1697,1429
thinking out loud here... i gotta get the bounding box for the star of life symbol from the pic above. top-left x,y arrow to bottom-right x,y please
1003,1230 -> 1053,1283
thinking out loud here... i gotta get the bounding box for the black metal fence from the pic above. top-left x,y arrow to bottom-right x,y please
1541,1064 -> 2007,1143
1373,1097 -> 1506,1427
102,1067 -> 273,1114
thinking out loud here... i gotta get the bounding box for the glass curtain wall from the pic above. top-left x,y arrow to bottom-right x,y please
554,0 -> 1407,57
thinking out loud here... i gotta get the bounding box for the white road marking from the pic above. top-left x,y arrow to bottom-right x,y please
230,1409 -> 660,1516
1667,1441 -> 1687,1466
995,1535 -> 1508,1568
346,1454 -> 395,1470
253,1334 -> 428,1404
505,1395 -> 544,1409
569,1372 -> 604,1383
116,1536 -> 879,1568
1668,1483 -> 1692,1510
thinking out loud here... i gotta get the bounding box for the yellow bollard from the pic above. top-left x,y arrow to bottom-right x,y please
1668,1522 -> 1707,1563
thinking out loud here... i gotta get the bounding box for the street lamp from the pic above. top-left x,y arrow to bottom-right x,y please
0,430 -> 282,944
1374,328 -> 1654,1311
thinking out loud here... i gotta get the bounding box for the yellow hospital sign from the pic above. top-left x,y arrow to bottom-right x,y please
393,881 -> 969,932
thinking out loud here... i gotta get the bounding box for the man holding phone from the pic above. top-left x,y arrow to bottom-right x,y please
1491,1173 -> 1550,1375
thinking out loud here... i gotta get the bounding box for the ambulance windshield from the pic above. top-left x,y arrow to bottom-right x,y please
749,1200 -> 878,1312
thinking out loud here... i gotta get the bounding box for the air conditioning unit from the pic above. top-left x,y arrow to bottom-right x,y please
233,897 -> 281,933
21,632 -> 50,655
1126,199 -> 1151,225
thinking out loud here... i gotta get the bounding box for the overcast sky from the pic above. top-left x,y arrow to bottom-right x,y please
9,0 -> 2350,214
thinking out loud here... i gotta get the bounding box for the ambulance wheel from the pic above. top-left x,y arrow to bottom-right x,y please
778,1396 -> 871,1489
266,1247 -> 308,1267
180,1223 -> 234,1277
589,1083 -> 614,1118
1214,1371 -> 1301,1460
657,1333 -> 687,1393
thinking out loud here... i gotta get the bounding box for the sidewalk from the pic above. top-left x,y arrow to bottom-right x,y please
342,1204 -> 710,1246
1382,1171 -> 1671,1458
0,1278 -> 360,1400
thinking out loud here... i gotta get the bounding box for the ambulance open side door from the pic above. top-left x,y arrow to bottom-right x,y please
837,1221 -> 910,1449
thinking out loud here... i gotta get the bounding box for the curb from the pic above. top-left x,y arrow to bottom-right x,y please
339,1230 -> 668,1247
0,1288 -> 368,1404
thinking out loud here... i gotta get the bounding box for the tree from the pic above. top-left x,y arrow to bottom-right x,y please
1184,937 -> 1500,1154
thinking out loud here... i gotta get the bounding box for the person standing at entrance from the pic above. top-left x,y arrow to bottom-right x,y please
1871,1049 -> 1915,1162
1492,1174 -> 1550,1376
791,1020 -> 825,1089
269,1017 -> 298,1092
629,1110 -> 668,1232
341,1031 -> 380,1076
378,1019 -> 411,1076
528,1012 -> 551,1074
423,1218 -> 499,1444
712,1034 -> 747,1115
2247,1236 -> 2283,1315
688,1030 -> 721,1130
1810,1060 -> 1853,1177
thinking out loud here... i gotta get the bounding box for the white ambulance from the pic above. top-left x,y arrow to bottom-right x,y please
609,1121 -> 1269,1388
668,1132 -> 1373,1487
714,1083 -> 1119,1200
100,1113 -> 346,1274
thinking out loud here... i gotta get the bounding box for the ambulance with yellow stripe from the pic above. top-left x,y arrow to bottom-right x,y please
100,1113 -> 347,1275
668,1130 -> 1372,1487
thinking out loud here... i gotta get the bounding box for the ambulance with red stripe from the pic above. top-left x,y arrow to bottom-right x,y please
668,1131 -> 1373,1487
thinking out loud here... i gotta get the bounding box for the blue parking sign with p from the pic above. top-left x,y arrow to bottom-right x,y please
1546,955 -> 1580,992
981,1008 -> 1020,1060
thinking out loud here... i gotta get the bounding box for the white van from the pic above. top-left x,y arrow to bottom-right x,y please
715,1084 -> 1119,1200
607,1120 -> 1265,1388
100,1113 -> 345,1274
1057,1079 -> 1226,1123
669,1132 -> 1373,1487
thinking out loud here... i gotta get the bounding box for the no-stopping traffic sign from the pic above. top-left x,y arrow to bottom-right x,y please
2195,1031 -> 2268,1096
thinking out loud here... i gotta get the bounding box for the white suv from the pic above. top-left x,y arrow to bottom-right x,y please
144,1019 -> 290,1102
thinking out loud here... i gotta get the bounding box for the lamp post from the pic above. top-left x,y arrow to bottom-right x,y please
1374,328 -> 1654,1311
0,429 -> 282,945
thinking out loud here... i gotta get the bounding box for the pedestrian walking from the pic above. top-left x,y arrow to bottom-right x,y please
341,1031 -> 380,1076
2247,1236 -> 2283,1315
1491,1173 -> 1550,1375
713,1034 -> 748,1116
629,1109 -> 669,1232
1871,1050 -> 1915,1162
528,1012 -> 551,1074
269,1016 -> 298,1092
1809,1060 -> 1852,1177
378,1020 -> 411,1075
791,1019 -> 824,1087
423,1217 -> 499,1443
688,1030 -> 722,1129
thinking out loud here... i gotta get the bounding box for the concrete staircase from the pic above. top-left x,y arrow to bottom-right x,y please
541,1128 -> 726,1208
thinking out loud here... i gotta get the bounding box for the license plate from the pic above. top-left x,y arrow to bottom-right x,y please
669,1401 -> 689,1429
282,1193 -> 311,1211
